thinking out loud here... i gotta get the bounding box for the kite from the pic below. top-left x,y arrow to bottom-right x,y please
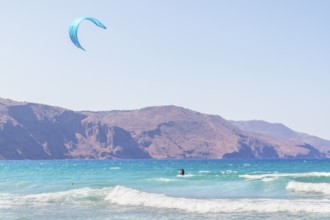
69,17 -> 106,51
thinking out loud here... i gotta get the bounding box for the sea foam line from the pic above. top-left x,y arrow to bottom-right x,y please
149,178 -> 177,182
240,172 -> 330,180
198,170 -> 210,173
105,186 -> 330,214
0,187 -> 111,208
220,170 -> 238,174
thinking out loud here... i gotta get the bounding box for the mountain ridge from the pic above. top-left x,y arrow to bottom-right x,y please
230,120 -> 330,153
0,98 -> 329,160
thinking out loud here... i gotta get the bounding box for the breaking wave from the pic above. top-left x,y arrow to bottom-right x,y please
3,185 -> 330,214
286,181 -> 330,195
105,186 -> 330,214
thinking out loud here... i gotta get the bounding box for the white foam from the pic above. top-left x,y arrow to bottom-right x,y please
220,170 -> 238,174
25,187 -> 108,201
150,178 -> 177,182
110,167 -> 121,170
198,170 -> 210,173
240,172 -> 330,180
262,177 -> 278,182
176,173 -> 195,177
286,181 -> 330,195
0,193 -> 15,208
105,186 -> 330,214
0,188 -> 111,208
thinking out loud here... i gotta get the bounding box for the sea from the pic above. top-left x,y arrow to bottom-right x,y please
1,159 -> 330,220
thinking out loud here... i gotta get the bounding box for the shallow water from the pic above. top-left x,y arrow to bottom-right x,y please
1,159 -> 330,219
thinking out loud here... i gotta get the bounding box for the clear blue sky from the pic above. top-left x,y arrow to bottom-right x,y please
0,1 -> 329,139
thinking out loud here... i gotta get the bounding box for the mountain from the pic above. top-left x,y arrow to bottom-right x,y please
230,120 -> 330,157
0,98 -> 328,160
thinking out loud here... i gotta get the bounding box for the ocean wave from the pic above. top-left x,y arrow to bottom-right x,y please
240,172 -> 330,180
24,187 -> 109,202
110,167 -> 121,170
286,181 -> 330,195
105,186 -> 330,214
4,184 -> 330,214
0,187 -> 110,208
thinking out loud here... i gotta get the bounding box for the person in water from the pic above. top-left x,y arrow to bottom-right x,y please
179,168 -> 185,176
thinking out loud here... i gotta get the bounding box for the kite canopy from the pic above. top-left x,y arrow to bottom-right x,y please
69,17 -> 106,51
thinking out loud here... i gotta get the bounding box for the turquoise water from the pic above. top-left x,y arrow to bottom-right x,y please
1,159 -> 330,219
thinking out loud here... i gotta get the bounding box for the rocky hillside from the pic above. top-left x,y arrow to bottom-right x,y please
0,98 -> 329,159
230,120 -> 330,156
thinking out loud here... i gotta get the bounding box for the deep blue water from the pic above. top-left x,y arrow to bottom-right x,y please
1,159 -> 330,219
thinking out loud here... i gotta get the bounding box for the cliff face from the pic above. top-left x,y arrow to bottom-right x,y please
0,99 -> 150,159
0,98 -> 328,160
230,120 -> 330,157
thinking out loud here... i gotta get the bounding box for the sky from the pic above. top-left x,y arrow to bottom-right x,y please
0,0 -> 329,139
